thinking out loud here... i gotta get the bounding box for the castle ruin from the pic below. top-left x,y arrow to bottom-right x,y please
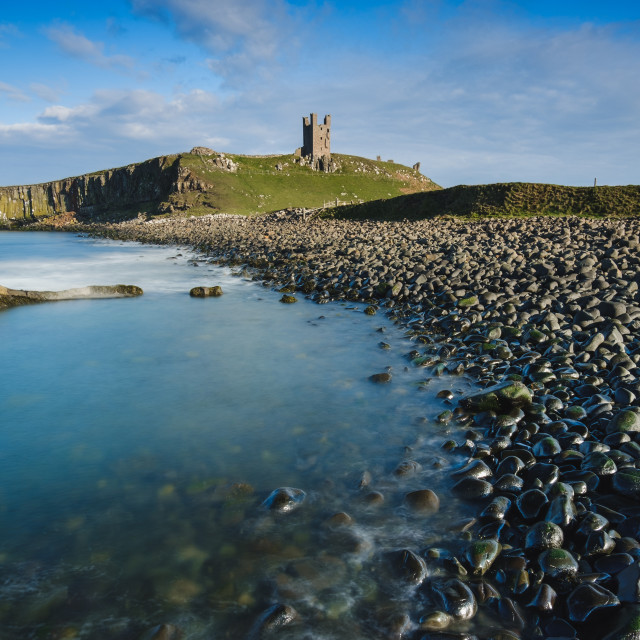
295,113 -> 334,171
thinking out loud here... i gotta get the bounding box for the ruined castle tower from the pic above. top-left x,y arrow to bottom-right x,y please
301,113 -> 331,158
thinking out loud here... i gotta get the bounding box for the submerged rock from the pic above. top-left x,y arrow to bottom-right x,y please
248,603 -> 298,638
370,372 -> 392,384
138,624 -> 182,640
381,548 -> 429,586
405,489 -> 440,513
261,487 -> 306,513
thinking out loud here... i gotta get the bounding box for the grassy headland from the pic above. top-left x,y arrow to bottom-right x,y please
0,151 -> 439,225
320,182 -> 640,221
171,152 -> 438,216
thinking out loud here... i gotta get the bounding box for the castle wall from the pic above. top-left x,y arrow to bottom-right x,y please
302,113 -> 331,158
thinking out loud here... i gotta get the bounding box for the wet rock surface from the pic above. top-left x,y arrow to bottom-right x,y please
84,214 -> 640,639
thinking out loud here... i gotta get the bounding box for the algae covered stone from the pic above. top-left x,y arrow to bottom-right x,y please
190,286 -> 223,297
538,548 -> 579,578
460,381 -> 532,413
607,410 -> 640,435
279,294 -> 297,304
466,539 -> 501,575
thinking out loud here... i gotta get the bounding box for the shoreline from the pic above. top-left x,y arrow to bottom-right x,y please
7,214 -> 640,638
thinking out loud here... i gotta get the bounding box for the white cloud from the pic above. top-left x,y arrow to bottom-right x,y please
0,22 -> 19,47
30,82 -> 64,103
131,0 -> 295,80
44,23 -> 135,70
0,81 -> 29,102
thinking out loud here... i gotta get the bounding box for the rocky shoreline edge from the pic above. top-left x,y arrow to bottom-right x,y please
72,213 -> 640,639
0,283 -> 143,311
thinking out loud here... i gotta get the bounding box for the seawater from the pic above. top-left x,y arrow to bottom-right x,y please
0,232 -> 474,639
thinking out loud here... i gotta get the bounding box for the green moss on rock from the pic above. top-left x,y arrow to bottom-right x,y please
460,381 -> 532,413
190,286 -> 223,297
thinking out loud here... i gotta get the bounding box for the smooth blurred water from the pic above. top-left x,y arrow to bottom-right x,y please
0,232 -> 473,639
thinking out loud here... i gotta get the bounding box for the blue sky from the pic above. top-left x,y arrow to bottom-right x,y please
0,0 -> 638,187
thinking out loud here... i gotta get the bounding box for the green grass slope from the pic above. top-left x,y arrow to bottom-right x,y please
167,152 -> 439,216
320,182 -> 640,221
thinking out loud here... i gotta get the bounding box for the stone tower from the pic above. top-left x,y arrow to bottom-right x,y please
301,113 -> 331,158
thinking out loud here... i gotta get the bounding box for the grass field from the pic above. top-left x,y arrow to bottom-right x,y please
168,152 -> 439,216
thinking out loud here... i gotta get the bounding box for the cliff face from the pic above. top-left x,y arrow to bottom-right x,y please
0,155 -> 182,223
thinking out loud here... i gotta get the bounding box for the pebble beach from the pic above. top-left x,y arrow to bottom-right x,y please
86,212 -> 640,640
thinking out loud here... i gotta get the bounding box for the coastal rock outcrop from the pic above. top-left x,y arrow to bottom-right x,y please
0,284 -> 143,311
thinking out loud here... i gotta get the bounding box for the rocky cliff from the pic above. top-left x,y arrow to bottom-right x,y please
0,155 -> 187,224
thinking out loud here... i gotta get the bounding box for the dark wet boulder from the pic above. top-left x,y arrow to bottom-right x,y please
430,578 -> 478,620
480,496 -> 511,521
546,495 -> 577,529
575,511 -> 609,538
583,529 -> 616,558
460,381 -> 532,413
607,409 -> 640,435
493,473 -> 524,494
451,477 -> 493,500
582,451 -> 617,476
516,489 -> 549,520
532,436 -> 562,458
594,553 -> 634,575
613,468 -> 640,498
525,462 -> 559,487
451,459 -> 492,481
496,455 -> 525,477
566,583 -> 619,622
262,487 -> 306,513
527,583 -> 557,612
525,521 -> 564,553
189,285 -> 223,297
538,548 -> 579,578
370,372 -> 392,383
465,539 -> 501,576
279,294 -> 297,303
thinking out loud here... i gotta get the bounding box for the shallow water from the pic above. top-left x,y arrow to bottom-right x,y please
0,232 -> 476,639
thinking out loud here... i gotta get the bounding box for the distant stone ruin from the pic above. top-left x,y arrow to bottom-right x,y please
295,113 -> 336,172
